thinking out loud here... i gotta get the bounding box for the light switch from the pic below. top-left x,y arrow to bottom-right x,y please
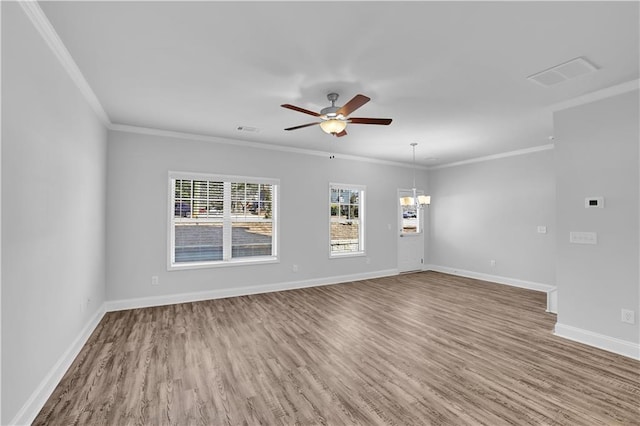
570,231 -> 597,245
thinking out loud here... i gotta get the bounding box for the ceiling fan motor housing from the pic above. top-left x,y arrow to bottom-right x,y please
322,93 -> 343,119
320,106 -> 342,119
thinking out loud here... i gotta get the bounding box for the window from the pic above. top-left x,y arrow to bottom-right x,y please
169,172 -> 278,269
330,183 -> 365,257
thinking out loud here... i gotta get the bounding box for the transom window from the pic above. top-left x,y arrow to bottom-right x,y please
169,172 -> 278,269
330,183 -> 365,257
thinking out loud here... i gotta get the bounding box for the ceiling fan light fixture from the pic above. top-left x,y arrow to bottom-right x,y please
282,93 -> 391,136
320,119 -> 347,135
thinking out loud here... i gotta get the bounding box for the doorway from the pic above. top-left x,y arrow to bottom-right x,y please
397,189 -> 425,273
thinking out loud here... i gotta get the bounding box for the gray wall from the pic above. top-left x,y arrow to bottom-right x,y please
427,149 -> 556,286
1,3 -> 108,424
554,90 -> 639,344
106,129 -> 425,301
2,0 -> 636,421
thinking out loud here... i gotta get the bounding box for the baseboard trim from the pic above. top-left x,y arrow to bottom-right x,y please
424,264 -> 555,293
554,323 -> 640,360
546,287 -> 558,314
424,266 -> 640,360
10,304 -> 107,426
12,270 -> 396,425
105,269 -> 399,312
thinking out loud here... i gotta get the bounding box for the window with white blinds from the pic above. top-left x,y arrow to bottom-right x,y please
169,172 -> 278,269
329,183 -> 365,257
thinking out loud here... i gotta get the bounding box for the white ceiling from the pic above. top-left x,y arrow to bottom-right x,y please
38,1 -> 639,166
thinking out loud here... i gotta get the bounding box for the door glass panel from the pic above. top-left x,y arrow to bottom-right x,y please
400,189 -> 421,234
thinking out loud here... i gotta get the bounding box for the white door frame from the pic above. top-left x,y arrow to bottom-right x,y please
397,188 -> 425,273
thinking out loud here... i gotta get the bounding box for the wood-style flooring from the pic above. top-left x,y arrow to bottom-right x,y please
34,272 -> 640,425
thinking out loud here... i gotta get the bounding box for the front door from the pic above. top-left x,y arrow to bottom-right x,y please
397,189 -> 425,273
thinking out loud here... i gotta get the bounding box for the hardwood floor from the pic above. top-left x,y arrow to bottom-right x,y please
34,272 -> 640,425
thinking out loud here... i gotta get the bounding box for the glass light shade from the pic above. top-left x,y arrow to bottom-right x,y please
400,196 -> 414,206
320,119 -> 347,134
400,194 -> 430,207
417,195 -> 431,205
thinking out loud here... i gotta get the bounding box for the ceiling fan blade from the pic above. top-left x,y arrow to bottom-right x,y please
348,117 -> 393,125
335,130 -> 347,137
337,94 -> 370,117
281,104 -> 321,117
284,122 -> 320,131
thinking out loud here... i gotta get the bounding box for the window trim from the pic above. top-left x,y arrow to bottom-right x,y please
167,171 -> 279,270
329,182 -> 366,259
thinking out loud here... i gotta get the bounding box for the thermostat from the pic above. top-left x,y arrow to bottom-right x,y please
585,197 -> 604,208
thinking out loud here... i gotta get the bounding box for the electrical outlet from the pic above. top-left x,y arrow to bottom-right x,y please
151,276 -> 159,286
292,264 -> 299,272
570,231 -> 597,245
490,260 -> 496,267
621,309 -> 635,324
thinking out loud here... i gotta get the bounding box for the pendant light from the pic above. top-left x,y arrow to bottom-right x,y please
400,143 -> 431,208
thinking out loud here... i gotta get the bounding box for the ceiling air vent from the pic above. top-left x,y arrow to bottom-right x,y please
527,57 -> 598,87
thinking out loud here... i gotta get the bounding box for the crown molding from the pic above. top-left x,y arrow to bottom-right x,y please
549,79 -> 639,112
430,79 -> 638,170
13,0 -> 423,171
19,0 -> 633,171
429,144 -> 555,170
109,123 -> 423,169
18,0 -> 110,125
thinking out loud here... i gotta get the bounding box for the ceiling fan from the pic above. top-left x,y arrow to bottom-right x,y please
281,93 -> 392,137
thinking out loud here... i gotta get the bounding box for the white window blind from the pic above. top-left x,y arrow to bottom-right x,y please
169,172 -> 278,269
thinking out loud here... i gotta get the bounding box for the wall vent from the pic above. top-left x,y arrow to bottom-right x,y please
527,57 -> 598,87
